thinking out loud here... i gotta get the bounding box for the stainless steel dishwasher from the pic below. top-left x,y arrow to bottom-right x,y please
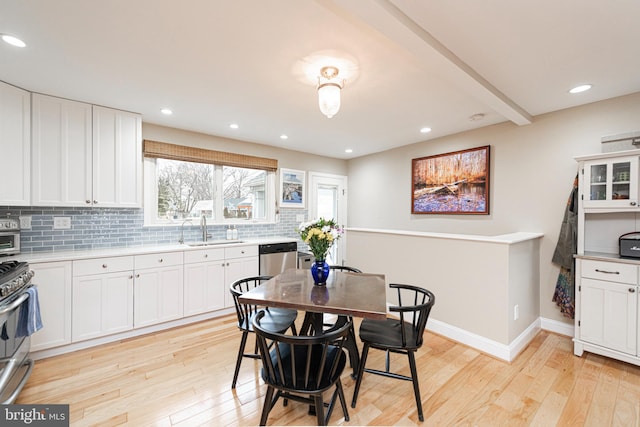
259,242 -> 298,276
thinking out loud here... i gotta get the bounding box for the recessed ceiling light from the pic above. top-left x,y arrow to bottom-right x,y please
469,113 -> 485,122
1,34 -> 26,48
420,127 -> 432,134
569,84 -> 592,94
160,108 -> 173,115
345,148 -> 353,153
229,123 -> 239,129
280,134 -> 288,140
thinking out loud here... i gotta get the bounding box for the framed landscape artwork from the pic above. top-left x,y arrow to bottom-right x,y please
411,145 -> 490,214
280,168 -> 305,208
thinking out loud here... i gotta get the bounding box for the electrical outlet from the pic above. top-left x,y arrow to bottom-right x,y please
53,216 -> 71,229
19,215 -> 31,229
514,305 -> 519,320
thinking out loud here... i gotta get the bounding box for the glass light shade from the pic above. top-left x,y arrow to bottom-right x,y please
318,84 -> 341,119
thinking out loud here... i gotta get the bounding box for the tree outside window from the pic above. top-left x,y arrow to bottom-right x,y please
154,159 -> 271,223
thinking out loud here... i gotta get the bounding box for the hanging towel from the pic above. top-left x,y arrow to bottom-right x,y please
16,286 -> 43,337
551,174 -> 578,319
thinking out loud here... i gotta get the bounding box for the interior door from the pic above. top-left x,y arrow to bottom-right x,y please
308,172 -> 347,266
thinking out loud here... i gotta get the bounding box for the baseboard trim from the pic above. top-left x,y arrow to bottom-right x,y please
427,316 -> 573,362
540,317 -> 574,337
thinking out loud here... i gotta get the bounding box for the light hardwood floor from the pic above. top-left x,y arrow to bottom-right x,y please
18,314 -> 640,426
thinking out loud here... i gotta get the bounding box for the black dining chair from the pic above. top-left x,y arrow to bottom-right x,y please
229,276 -> 298,389
253,309 -> 352,426
351,283 -> 435,422
329,265 -> 362,274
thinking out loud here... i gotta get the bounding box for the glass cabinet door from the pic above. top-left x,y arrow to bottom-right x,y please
588,163 -> 607,201
583,156 -> 638,208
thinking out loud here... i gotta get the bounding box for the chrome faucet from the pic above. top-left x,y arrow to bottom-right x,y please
178,218 -> 193,244
200,214 -> 211,242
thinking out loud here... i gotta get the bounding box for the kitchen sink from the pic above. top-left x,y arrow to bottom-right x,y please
186,240 -> 245,247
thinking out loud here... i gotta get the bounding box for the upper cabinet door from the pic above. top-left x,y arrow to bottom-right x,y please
32,95 -> 142,208
0,82 -> 31,205
92,106 -> 142,208
582,155 -> 639,210
32,93 -> 93,206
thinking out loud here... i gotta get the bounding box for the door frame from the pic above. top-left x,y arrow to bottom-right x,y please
308,171 -> 348,266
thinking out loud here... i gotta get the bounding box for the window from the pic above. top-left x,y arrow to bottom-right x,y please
143,141 -> 277,225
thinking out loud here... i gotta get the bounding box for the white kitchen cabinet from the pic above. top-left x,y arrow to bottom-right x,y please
92,105 -> 142,207
575,259 -> 638,356
582,154 -> 639,209
32,93 -> 92,206
223,245 -> 259,308
133,252 -> 184,328
575,149 -> 640,366
31,93 -> 142,207
183,247 -> 226,316
0,81 -> 31,205
72,256 -> 134,342
29,261 -> 72,351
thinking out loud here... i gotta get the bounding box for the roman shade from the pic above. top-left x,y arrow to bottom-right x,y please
143,139 -> 278,172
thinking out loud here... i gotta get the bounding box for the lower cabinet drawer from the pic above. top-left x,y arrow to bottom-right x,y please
225,245 -> 258,259
135,252 -> 183,269
581,259 -> 637,284
73,256 -> 134,276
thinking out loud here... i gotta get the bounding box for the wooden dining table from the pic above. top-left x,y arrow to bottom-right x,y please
238,268 -> 387,375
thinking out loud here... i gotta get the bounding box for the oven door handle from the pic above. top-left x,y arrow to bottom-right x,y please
0,291 -> 30,316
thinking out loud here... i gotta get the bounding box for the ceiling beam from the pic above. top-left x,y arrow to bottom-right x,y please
327,0 -> 533,126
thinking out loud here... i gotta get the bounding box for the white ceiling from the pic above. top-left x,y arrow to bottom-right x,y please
1,0 -> 639,159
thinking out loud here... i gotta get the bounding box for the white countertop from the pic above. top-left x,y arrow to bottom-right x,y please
6,236 -> 297,264
346,228 -> 544,244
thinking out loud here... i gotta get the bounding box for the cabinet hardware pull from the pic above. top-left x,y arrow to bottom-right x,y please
631,201 -> 637,206
204,254 -> 208,258
102,264 -> 108,268
594,269 -> 619,274
85,200 -> 91,204
135,274 -> 140,278
129,275 -> 133,279
630,288 -> 637,293
159,258 -> 163,263
93,200 -> 98,204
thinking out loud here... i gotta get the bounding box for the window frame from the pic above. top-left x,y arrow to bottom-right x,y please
143,157 -> 277,226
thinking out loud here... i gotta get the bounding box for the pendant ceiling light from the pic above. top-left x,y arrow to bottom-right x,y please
317,66 -> 345,118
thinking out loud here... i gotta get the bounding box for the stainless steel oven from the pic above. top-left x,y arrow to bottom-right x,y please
0,219 -> 20,257
0,260 -> 35,403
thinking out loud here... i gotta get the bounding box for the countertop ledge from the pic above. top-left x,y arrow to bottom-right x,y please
346,228 -> 544,244
7,237 -> 296,264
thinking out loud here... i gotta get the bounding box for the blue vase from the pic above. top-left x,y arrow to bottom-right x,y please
311,260 -> 330,285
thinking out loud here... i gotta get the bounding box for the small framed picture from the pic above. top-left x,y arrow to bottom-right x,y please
280,168 -> 305,208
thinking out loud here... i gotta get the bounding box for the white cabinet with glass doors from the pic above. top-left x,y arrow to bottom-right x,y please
581,153 -> 639,209
575,149 -> 640,367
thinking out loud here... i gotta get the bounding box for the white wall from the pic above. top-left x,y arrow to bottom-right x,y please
347,92 -> 640,325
